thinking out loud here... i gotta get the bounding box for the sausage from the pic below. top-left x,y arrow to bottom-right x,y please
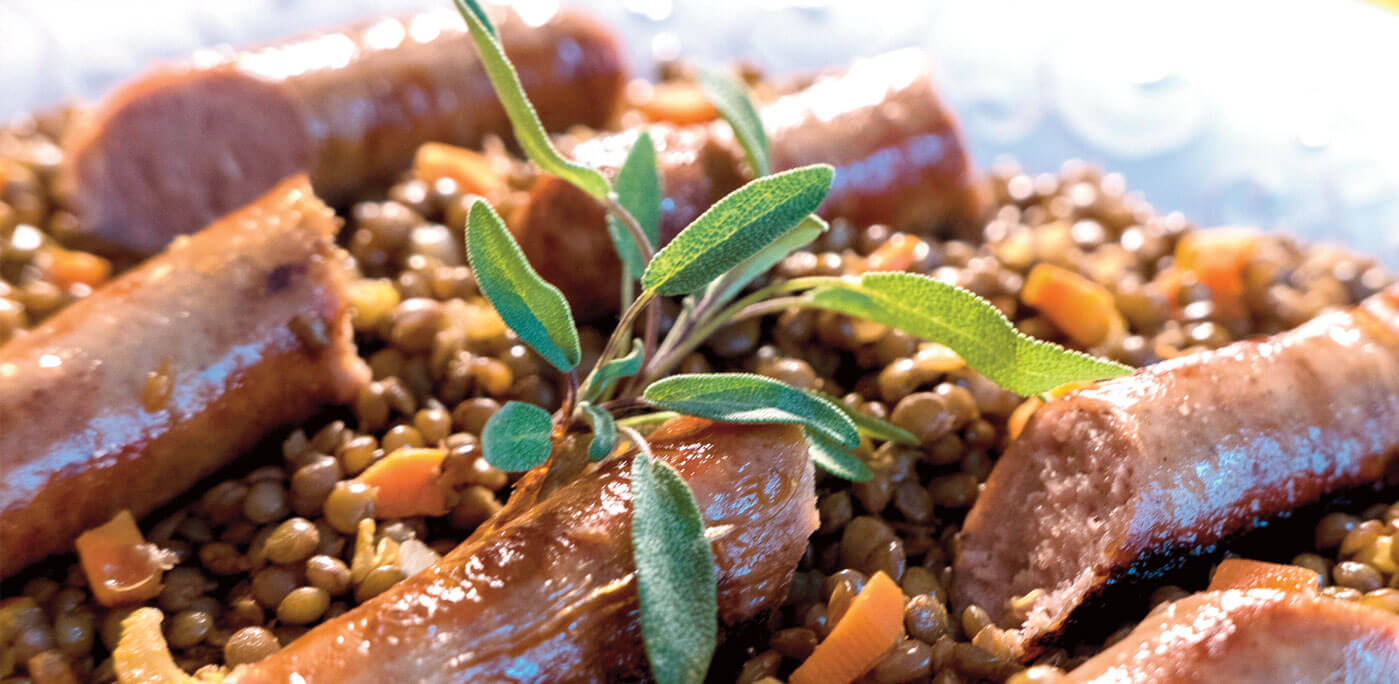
225,418 -> 817,683
1064,589 -> 1399,683
511,49 -> 989,320
0,175 -> 368,578
60,7 -> 628,256
951,284 -> 1399,651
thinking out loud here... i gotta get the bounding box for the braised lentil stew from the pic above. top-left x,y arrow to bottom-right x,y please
2,32 -> 1397,684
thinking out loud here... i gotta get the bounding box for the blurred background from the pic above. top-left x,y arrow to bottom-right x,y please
2,0 -> 1395,264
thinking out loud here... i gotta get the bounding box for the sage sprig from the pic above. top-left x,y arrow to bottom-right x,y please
448,2 -> 1135,681
699,68 -> 770,177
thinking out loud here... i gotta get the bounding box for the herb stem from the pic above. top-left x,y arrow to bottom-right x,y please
604,194 -> 655,263
584,289 -> 656,399
643,276 -> 842,383
555,369 -> 580,437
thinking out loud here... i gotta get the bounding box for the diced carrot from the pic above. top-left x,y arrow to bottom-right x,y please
44,248 -> 111,289
635,81 -> 719,125
1047,380 -> 1096,400
790,571 -> 905,684
1007,397 -> 1044,441
865,234 -> 928,273
1022,263 -> 1125,348
353,448 -> 450,518
413,143 -> 508,200
1208,558 -> 1320,593
75,511 -> 173,607
113,608 -> 193,684
1174,227 -> 1261,320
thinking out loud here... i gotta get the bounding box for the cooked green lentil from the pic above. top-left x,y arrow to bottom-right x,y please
1,91 -> 1394,684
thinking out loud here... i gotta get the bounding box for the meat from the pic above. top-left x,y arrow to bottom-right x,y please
0,175 -> 368,579
510,49 -> 989,319
224,418 -> 817,683
60,7 -> 627,255
1064,589 -> 1399,683
952,284 -> 1399,651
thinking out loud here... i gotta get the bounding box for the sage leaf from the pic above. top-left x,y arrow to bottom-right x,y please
451,0 -> 497,39
466,201 -> 581,372
481,401 -> 553,472
643,373 -> 857,448
617,411 -> 680,430
607,131 -> 663,279
642,165 -> 833,296
452,0 -> 609,199
580,402 -> 618,462
699,68 -> 770,177
803,428 -> 874,482
629,433 -> 717,684
582,338 -> 645,402
702,215 -> 825,310
807,389 -> 918,446
805,272 -> 1133,396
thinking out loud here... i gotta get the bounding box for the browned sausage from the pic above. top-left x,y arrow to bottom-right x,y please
0,175 -> 368,579
60,7 -> 628,255
1064,589 -> 1399,683
511,49 -> 989,320
224,418 -> 817,683
952,284 -> 1399,651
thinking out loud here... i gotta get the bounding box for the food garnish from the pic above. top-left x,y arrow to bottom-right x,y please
450,2 -> 1131,680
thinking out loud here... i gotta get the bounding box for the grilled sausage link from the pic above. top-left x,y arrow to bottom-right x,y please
61,7 -> 627,255
225,418 -> 817,683
0,175 -> 368,578
952,284 -> 1399,651
1064,589 -> 1399,683
511,49 -> 989,320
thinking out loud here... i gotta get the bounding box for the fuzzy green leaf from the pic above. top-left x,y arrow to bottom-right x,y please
451,0 -> 497,39
581,403 -> 618,462
807,389 -> 919,446
643,373 -> 858,448
465,201 -> 581,372
699,68 -> 770,177
702,215 -> 826,309
641,166 -> 833,296
480,401 -> 553,472
607,131 -> 663,279
803,428 -> 874,482
630,437 -> 717,684
805,272 -> 1133,396
582,338 -> 645,402
452,1 -> 609,199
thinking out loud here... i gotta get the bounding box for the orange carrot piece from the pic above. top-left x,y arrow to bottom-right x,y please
1174,227 -> 1261,319
1022,263 -> 1125,348
413,143 -> 508,200
75,511 -> 172,607
636,81 -> 719,125
790,571 -> 906,684
353,448 -> 450,518
44,248 -> 111,289
865,234 -> 928,273
1209,559 -> 1320,593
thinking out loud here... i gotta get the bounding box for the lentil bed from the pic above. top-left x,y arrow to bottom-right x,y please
0,89 -> 1394,684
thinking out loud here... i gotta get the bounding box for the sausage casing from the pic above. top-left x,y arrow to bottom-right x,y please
61,7 -> 628,255
952,285 -> 1399,649
0,175 -> 368,578
512,49 -> 988,320
1065,589 -> 1399,683
225,418 -> 817,683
